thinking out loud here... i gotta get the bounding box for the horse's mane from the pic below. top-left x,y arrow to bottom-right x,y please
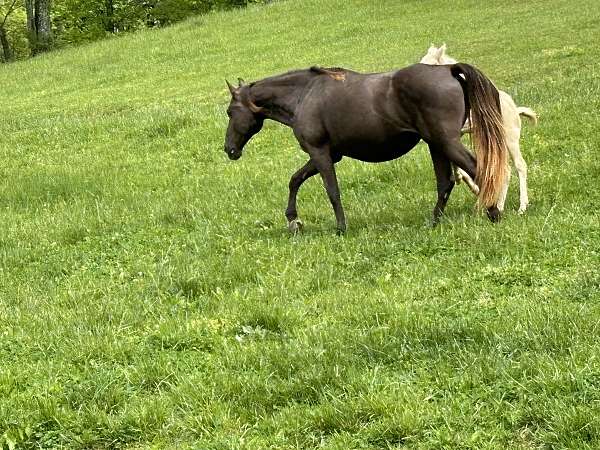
310,66 -> 347,73
310,66 -> 349,81
250,69 -> 316,87
248,66 -> 352,90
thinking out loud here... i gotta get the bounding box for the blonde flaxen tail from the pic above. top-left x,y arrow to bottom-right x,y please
451,63 -> 508,209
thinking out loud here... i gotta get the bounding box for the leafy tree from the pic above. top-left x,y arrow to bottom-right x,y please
0,0 -> 19,61
2,0 -> 270,60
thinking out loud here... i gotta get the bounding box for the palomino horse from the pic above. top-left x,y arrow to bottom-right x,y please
224,63 -> 507,233
421,44 -> 538,213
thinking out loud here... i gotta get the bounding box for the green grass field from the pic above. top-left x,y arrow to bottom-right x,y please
1,0 -> 599,448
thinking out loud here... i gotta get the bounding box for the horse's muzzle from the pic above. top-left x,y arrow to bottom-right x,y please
225,146 -> 242,160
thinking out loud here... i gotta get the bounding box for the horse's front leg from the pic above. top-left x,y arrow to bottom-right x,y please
285,159 -> 318,233
508,138 -> 528,214
308,148 -> 346,234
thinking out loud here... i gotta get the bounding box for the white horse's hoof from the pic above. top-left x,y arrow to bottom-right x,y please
517,207 -> 527,215
287,219 -> 303,234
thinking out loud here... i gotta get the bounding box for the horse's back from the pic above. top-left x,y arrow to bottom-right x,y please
295,71 -> 392,142
295,64 -> 466,159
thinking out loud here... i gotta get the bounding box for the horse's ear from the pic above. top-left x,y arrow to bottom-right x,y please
238,78 -> 245,87
435,45 -> 445,61
440,43 -> 447,54
226,79 -> 238,96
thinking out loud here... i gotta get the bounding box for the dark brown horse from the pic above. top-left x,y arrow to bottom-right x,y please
224,63 -> 507,233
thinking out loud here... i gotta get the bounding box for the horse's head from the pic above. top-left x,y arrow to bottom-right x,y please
224,79 -> 264,160
419,43 -> 457,65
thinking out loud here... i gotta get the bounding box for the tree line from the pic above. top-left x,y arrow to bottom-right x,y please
0,0 -> 267,62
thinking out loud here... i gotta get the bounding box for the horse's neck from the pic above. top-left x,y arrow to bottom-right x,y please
250,71 -> 313,126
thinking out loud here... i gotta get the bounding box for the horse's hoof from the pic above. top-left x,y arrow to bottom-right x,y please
517,208 -> 527,215
287,219 -> 303,234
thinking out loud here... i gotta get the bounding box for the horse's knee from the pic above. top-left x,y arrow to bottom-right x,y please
514,158 -> 527,175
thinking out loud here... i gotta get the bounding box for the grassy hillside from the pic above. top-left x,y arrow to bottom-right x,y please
1,0 -> 599,448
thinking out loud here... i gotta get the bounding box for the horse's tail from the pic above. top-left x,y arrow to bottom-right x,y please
451,63 -> 508,208
517,106 -> 538,125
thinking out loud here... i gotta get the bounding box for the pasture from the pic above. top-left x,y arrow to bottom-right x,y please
1,0 -> 599,448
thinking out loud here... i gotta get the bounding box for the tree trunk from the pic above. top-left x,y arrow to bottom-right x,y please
104,0 -> 115,33
0,26 -> 13,62
34,0 -> 52,53
25,0 -> 35,51
25,0 -> 52,55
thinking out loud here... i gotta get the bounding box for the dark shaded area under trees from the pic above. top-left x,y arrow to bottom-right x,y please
0,0 -> 268,62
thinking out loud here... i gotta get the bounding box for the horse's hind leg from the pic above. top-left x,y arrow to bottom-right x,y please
439,138 -> 501,222
509,139 -> 528,213
286,160 -> 318,233
496,166 -> 511,212
429,147 -> 455,225
308,149 -> 346,233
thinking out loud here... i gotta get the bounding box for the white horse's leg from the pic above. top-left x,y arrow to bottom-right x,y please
457,168 -> 479,195
453,164 -> 462,184
512,145 -> 529,213
498,91 -> 530,214
497,166 -> 511,212
504,124 -> 528,213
